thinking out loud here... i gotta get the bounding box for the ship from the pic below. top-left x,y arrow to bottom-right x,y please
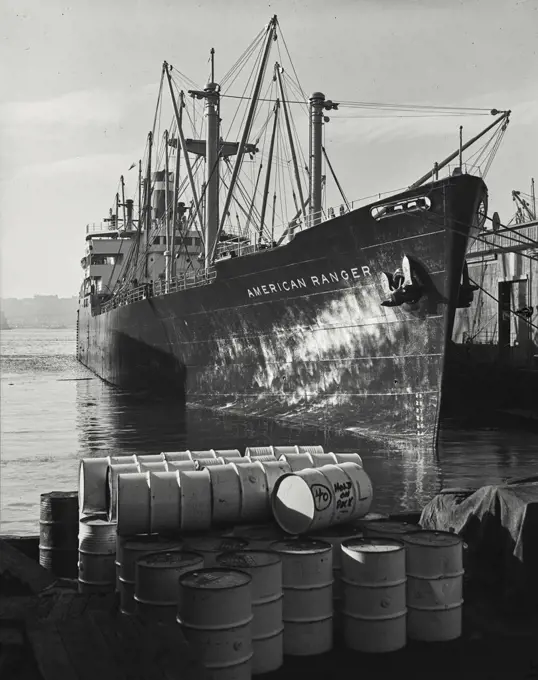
76,16 -> 507,446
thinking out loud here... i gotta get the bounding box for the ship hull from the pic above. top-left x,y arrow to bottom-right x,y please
77,175 -> 486,446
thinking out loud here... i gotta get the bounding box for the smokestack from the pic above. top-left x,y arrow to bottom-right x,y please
126,199 -> 134,227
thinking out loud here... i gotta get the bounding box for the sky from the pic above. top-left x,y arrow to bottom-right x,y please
1,0 -> 537,299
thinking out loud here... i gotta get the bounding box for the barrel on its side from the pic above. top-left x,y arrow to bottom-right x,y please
79,457 -> 110,516
179,469 -> 212,531
78,515 -> 117,594
117,472 -> 151,536
39,491 -> 79,578
217,550 -> 283,675
341,537 -> 407,653
208,464 -> 241,526
178,569 -> 253,680
270,539 -> 333,656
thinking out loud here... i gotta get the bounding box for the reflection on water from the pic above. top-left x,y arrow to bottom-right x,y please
1,328 -> 537,534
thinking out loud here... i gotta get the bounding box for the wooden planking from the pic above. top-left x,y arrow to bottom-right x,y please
57,615 -> 120,680
26,620 -> 78,680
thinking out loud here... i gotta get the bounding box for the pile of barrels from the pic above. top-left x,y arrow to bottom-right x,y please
40,446 -> 465,679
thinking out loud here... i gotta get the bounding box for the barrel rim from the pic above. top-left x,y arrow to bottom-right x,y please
216,549 -> 282,568
341,537 -> 406,552
136,549 -> 204,569
79,514 -> 116,527
183,536 -> 250,550
404,530 -> 462,547
40,490 -> 79,500
271,470 -> 326,535
269,537 -> 333,554
178,567 -> 253,589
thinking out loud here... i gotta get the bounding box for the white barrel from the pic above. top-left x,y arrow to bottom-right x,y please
166,460 -> 197,471
234,461 -> 269,522
270,539 -> 333,656
184,536 -> 249,568
117,471 -> 151,536
278,452 -> 313,472
405,531 -> 464,642
217,551 -> 283,675
232,524 -> 286,549
196,458 -> 226,469
78,515 -> 117,593
297,445 -> 325,455
232,458 -> 255,466
316,464 -> 360,526
135,550 -> 204,623
341,537 -> 406,653
361,519 -> 421,541
245,446 -> 275,459
310,453 -> 338,468
336,463 -> 373,518
251,455 -> 277,463
190,450 -> 217,459
136,454 -> 165,464
179,469 -> 212,531
118,536 -> 183,615
163,451 -> 193,462
332,453 -> 363,466
208,464 -> 241,525
273,464 -> 369,535
178,569 -> 253,680
312,525 -> 364,612
137,461 -> 168,473
214,449 -> 242,460
149,471 -> 180,534
109,455 -> 137,464
261,460 -> 291,498
79,457 -> 110,516
106,462 -> 140,521
273,446 -> 300,456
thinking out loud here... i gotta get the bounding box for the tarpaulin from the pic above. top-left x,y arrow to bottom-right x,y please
419,482 -> 538,603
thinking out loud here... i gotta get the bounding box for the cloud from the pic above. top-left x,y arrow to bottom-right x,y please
0,83 -> 157,130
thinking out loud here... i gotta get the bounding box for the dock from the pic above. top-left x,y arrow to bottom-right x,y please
1,526 -> 537,680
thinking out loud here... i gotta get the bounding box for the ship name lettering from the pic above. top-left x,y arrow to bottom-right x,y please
246,266 -> 371,299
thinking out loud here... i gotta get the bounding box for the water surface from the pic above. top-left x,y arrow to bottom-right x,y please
1,328 -> 537,534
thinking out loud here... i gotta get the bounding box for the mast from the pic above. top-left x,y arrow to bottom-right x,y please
532,178 -> 536,220
210,15 -> 278,263
164,63 -> 204,242
170,114 -> 182,275
144,131 -> 153,279
164,129 -> 171,286
409,110 -> 511,189
115,192 -> 120,229
120,175 -> 126,228
309,92 -> 338,228
259,99 -> 280,243
138,160 -> 142,227
459,126 -> 463,172
275,65 -> 307,227
198,50 -> 221,268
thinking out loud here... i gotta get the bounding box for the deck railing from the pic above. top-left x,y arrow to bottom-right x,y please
99,267 -> 217,314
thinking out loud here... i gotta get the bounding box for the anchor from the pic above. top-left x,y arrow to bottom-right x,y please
381,254 -> 424,307
456,262 -> 479,308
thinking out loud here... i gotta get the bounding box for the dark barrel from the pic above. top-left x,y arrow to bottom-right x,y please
39,491 -> 79,578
